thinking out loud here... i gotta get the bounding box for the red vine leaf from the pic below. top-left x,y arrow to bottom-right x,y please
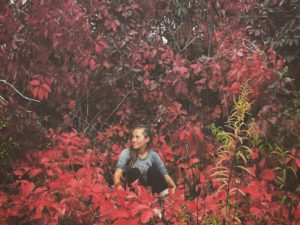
140,209 -> 153,224
259,169 -> 275,180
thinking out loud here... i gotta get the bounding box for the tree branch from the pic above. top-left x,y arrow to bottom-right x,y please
99,87 -> 134,131
0,96 -> 8,105
180,36 -> 198,53
0,80 -> 40,103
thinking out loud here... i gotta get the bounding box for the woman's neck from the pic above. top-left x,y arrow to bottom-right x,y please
138,148 -> 148,159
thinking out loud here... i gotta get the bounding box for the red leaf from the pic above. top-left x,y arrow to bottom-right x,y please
174,80 -> 188,95
99,200 -> 114,213
95,44 -> 103,53
49,180 -> 61,190
34,187 -> 48,195
118,130 -> 124,137
20,180 -> 35,197
8,62 -> 13,73
98,132 -> 104,142
76,168 -> 93,178
249,148 -> 259,160
249,207 -> 261,215
129,218 -> 140,225
165,154 -> 174,162
179,66 -> 189,78
193,126 -> 204,140
168,101 -> 187,115
14,169 -> 24,176
231,82 -> 240,94
41,84 -> 51,93
98,38 -> 109,47
81,58 -> 88,68
190,63 -> 202,74
45,77 -> 53,85
144,79 -> 150,86
258,158 -> 265,167
143,50 -> 151,59
259,169 -> 275,180
189,158 -> 199,166
244,180 -> 261,196
90,59 -> 96,70
92,184 -> 104,193
211,105 -> 222,119
110,208 -> 129,220
200,24 -> 207,32
128,30 -> 138,35
293,204 -> 300,220
132,204 -> 150,216
103,60 -> 110,69
179,130 -> 185,141
29,168 -> 42,178
30,80 -> 40,86
285,156 -> 292,164
130,3 -> 140,9
199,173 -> 206,183
47,169 -> 54,177
140,209 -> 153,224
151,49 -> 157,58
32,87 -> 40,98
295,158 -> 300,167
37,87 -> 45,100
113,219 -> 128,225
67,74 -> 76,86
68,100 -> 76,109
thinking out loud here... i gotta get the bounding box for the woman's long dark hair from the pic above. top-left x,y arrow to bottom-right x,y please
126,124 -> 152,169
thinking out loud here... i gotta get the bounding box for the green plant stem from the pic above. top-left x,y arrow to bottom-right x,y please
232,182 -> 240,224
225,143 -> 238,220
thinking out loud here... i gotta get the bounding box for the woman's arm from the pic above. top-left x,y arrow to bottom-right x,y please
114,149 -> 130,189
152,151 -> 176,192
113,168 -> 123,189
163,174 -> 176,193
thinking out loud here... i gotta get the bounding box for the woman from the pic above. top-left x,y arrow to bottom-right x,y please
113,124 -> 176,195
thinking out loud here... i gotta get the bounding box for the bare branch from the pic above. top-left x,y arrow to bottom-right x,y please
99,87 -> 134,131
84,108 -> 105,134
102,71 -> 132,84
0,96 -> 8,105
0,80 -> 40,103
180,36 -> 198,53
167,27 -> 181,51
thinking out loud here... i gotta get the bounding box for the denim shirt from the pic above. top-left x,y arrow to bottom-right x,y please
116,148 -> 168,178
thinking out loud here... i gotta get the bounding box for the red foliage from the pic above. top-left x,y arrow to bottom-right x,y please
0,129 -> 299,224
259,169 -> 276,181
0,0 -> 299,224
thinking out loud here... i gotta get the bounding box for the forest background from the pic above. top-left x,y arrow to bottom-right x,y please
0,0 -> 300,224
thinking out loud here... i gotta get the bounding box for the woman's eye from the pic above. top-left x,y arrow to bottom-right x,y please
132,136 -> 140,140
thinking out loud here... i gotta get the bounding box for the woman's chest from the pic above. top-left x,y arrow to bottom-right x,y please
133,157 -> 153,174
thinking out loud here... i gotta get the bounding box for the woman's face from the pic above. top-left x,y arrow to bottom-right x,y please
131,128 -> 149,151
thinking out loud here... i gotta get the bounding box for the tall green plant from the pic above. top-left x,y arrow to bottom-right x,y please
208,86 -> 259,224
272,144 -> 297,190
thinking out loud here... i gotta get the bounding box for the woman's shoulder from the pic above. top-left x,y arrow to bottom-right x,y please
120,148 -> 130,155
148,149 -> 159,157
